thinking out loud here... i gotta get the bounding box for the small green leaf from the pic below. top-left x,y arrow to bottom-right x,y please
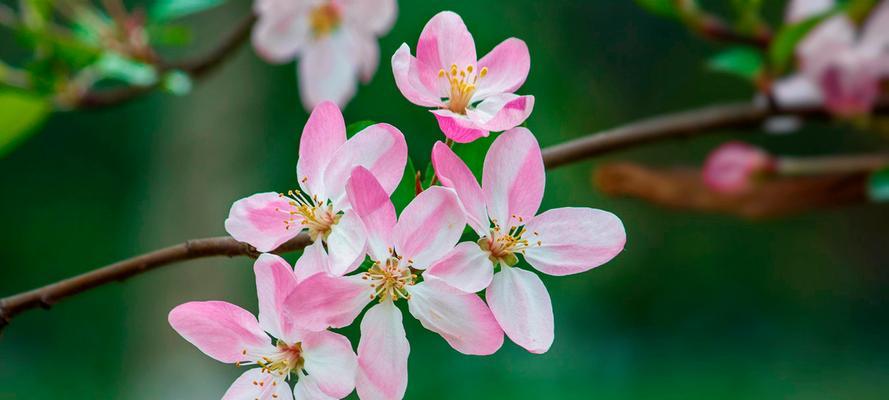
390,158 -> 418,213
162,70 -> 193,95
94,52 -> 158,85
346,120 -> 376,138
707,46 -> 764,81
635,0 -> 680,18
150,0 -> 226,22
0,90 -> 51,157
147,24 -> 194,47
769,12 -> 834,73
868,168 -> 889,202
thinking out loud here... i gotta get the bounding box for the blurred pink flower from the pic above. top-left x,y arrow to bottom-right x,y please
225,101 -> 406,275
252,0 -> 397,110
168,254 -> 358,400
392,11 -> 535,143
282,167 -> 503,400
774,0 -> 889,116
429,128 -> 626,354
702,141 -> 775,194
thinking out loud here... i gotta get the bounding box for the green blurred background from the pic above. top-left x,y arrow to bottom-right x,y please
2,1 -> 888,398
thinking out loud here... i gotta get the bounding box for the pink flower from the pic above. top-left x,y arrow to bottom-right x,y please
282,166 -> 504,400
392,11 -> 535,143
428,128 -> 626,354
168,254 -> 358,399
702,141 -> 775,194
774,0 -> 889,116
252,0 -> 397,110
225,101 -> 406,275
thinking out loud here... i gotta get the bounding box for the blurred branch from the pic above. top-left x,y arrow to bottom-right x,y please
777,153 -> 889,176
694,14 -> 771,48
595,163 -> 869,219
75,13 -> 257,108
3,99 -> 889,330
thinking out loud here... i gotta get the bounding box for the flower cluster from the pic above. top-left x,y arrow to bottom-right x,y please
170,11 -> 626,400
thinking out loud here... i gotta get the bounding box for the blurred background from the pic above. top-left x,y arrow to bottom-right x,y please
1,1 -> 888,398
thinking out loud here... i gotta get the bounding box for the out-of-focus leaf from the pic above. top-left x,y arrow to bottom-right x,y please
635,0 -> 680,18
844,0 -> 877,23
707,46 -> 764,81
147,24 -> 193,47
390,158 -> 417,213
769,12 -> 833,73
0,90 -> 51,157
162,70 -> 192,95
150,0 -> 226,22
95,53 -> 158,85
868,167 -> 889,202
21,0 -> 53,32
346,120 -> 375,138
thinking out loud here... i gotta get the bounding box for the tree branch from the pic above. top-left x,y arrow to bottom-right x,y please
2,99 -> 887,330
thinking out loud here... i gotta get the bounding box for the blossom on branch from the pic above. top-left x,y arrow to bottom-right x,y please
252,0 -> 397,110
392,11 -> 535,143
702,141 -> 775,194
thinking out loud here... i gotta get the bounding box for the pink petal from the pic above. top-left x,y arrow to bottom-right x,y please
772,74 -> 824,108
323,123 -> 408,209
223,368 -> 292,400
487,267 -> 554,354
346,166 -> 397,261
467,94 -> 535,133
425,242 -> 494,293
702,141 -> 775,194
293,241 -> 330,283
168,301 -> 272,364
416,11 -> 477,96
293,375 -> 336,400
342,0 -> 397,35
284,274 -> 372,331
298,33 -> 359,111
392,43 -> 445,107
798,15 -> 856,77
356,301 -> 409,400
251,11 -> 309,64
475,38 -> 530,99
392,187 -> 466,269
523,207 -> 626,276
225,192 -> 301,253
431,141 -> 489,234
406,279 -> 503,355
254,254 -> 301,343
325,210 -> 368,275
482,127 -> 545,229
817,52 -> 882,116
431,109 -> 489,143
301,330 -> 359,398
296,101 -> 347,198
862,0 -> 889,49
353,29 -> 380,83
785,0 -> 834,23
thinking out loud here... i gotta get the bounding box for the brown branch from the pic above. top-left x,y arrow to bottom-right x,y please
76,14 -> 257,109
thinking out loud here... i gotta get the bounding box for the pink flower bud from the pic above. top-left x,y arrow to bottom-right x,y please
703,142 -> 775,194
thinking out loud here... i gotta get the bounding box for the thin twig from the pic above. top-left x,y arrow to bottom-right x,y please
777,153 -> 889,176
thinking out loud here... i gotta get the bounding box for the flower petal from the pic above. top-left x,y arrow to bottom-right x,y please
293,240 -> 330,283
293,375 -> 336,400
785,0 -> 834,23
702,141 -> 775,194
168,301 -> 272,364
425,242 -> 493,293
323,123 -> 408,209
416,11 -> 477,96
392,43 -> 445,107
346,166 -> 397,261
325,210 -> 367,275
393,187 -> 466,269
487,267 -> 553,354
297,101 -> 347,198
252,11 -> 309,64
482,127 -> 545,228
467,94 -> 534,133
431,141 -> 488,234
254,254 -> 300,343
771,74 -> 824,108
523,207 -> 626,276
284,274 -> 372,331
798,15 -> 856,77
301,330 -> 359,398
431,109 -> 488,143
223,368 -> 292,400
353,29 -> 380,83
225,192 -> 301,253
342,0 -> 397,35
862,0 -> 889,50
298,33 -> 359,111
356,301 -> 409,400
407,279 -> 503,355
475,38 -> 530,99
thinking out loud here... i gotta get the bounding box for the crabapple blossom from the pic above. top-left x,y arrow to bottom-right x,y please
225,101 -> 406,275
168,254 -> 358,400
702,141 -> 775,194
392,11 -> 534,143
252,0 -> 397,110
427,127 -> 626,354
282,166 -> 503,400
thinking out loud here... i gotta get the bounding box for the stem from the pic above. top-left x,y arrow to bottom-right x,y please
776,154 -> 889,176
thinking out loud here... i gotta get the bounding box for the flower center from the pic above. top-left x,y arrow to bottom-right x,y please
364,253 -> 416,302
438,64 -> 487,114
238,341 -> 304,384
479,217 -> 541,266
281,190 -> 341,241
309,3 -> 341,37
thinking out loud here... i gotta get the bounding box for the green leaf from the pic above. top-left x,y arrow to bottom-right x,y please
162,70 -> 193,95
147,24 -> 194,47
150,0 -> 226,22
635,0 -> 680,18
390,158 -> 418,213
94,53 -> 158,85
769,12 -> 833,73
707,46 -> 764,82
868,168 -> 889,202
346,120 -> 376,138
0,90 -> 51,157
